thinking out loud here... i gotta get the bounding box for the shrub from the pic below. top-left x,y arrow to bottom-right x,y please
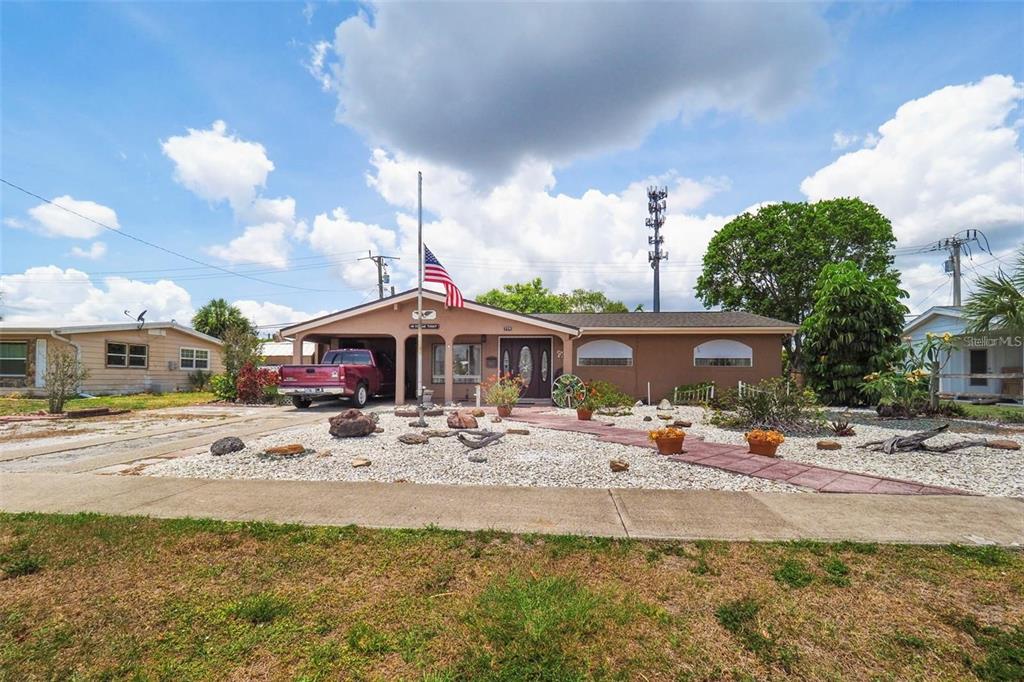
481,373 -> 525,408
209,374 -> 236,402
44,349 -> 89,414
187,370 -> 211,391
235,363 -> 279,404
586,380 -> 634,408
710,378 -> 823,432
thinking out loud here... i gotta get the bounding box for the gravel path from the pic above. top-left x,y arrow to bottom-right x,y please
143,411 -> 798,492
588,405 -> 1024,497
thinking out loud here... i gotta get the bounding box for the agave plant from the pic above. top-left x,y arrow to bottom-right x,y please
963,247 -> 1024,333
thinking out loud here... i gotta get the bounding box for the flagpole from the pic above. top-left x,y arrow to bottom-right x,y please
416,171 -> 423,406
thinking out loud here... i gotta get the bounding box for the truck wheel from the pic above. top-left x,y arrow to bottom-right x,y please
292,397 -> 312,409
353,383 -> 369,408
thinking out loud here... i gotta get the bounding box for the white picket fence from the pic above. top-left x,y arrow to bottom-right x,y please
737,380 -> 791,398
672,383 -> 715,404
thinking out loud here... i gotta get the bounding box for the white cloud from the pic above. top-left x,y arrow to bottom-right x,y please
305,40 -> 334,91
832,131 -> 860,150
161,120 -> 275,212
317,3 -> 831,179
302,1 -> 315,24
21,195 -> 120,239
0,266 -> 193,326
69,242 -> 107,260
233,300 -> 328,333
803,75 -> 1024,247
304,207 -> 398,287
206,223 -> 290,269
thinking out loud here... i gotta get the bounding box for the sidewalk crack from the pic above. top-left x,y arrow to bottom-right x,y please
607,489 -> 630,538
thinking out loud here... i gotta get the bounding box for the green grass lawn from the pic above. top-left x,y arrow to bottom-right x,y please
959,403 -> 1024,424
1,513 -> 1022,680
0,391 -> 216,416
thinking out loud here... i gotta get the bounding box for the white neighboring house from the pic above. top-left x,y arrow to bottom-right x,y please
903,305 -> 1024,403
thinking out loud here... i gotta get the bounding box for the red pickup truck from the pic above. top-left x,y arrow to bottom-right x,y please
278,349 -> 394,409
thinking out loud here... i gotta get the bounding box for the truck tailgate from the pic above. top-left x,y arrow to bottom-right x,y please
279,365 -> 343,386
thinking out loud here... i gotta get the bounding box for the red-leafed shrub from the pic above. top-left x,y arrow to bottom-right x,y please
235,363 -> 280,404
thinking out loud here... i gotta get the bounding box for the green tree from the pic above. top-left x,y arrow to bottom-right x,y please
191,298 -> 254,339
477,278 -> 627,314
801,261 -> 908,406
696,198 -> 897,370
963,247 -> 1024,332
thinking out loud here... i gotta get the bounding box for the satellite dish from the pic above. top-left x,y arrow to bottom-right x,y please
124,309 -> 147,329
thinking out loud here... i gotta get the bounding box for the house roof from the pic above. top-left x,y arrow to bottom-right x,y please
280,288 -> 797,337
902,305 -> 964,334
0,321 -> 223,345
536,311 -> 797,330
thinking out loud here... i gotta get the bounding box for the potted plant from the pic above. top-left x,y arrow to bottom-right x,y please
574,385 -> 600,420
482,373 -> 524,417
648,426 -> 686,455
745,429 -> 784,457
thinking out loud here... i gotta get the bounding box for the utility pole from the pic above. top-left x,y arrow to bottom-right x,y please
359,251 -> 400,299
646,186 -> 668,312
925,229 -> 991,307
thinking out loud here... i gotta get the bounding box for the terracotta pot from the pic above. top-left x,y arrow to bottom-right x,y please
497,406 -> 513,418
576,408 -> 593,421
748,441 -> 780,457
654,435 -> 685,455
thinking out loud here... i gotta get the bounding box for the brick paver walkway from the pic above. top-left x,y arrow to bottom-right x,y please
509,408 -> 969,495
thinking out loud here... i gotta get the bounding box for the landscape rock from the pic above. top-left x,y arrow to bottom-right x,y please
374,426 -> 384,433
395,407 -> 443,417
657,413 -> 673,420
468,453 -> 487,463
491,416 -> 503,423
329,409 -> 377,438
424,429 -> 457,438
506,428 -> 530,435
447,411 -> 479,429
610,459 -> 629,472
471,408 -> 486,417
816,440 -> 842,451
642,416 -> 653,422
210,436 -> 245,456
672,420 -> 693,428
657,399 -> 672,410
351,457 -> 371,468
262,444 -> 307,457
988,439 -> 1021,451
398,433 -> 429,445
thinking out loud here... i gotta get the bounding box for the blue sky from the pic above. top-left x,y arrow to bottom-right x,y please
2,1 -> 1022,330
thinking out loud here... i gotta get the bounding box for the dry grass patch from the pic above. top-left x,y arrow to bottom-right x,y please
0,513 -> 1021,680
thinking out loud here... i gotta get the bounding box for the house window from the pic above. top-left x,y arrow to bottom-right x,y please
0,341 -> 27,376
577,339 -> 633,366
432,343 -> 482,383
693,339 -> 753,367
180,347 -> 210,370
107,342 -> 148,368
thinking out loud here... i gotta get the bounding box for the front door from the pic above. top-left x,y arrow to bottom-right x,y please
500,338 -> 552,400
969,349 -> 988,388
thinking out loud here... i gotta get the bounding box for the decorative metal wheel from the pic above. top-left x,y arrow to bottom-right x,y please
552,373 -> 586,408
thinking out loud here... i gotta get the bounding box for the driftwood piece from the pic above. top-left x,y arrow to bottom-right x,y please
861,424 -> 1003,454
457,429 -> 506,450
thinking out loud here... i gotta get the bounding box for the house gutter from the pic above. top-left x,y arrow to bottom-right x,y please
50,330 -> 82,360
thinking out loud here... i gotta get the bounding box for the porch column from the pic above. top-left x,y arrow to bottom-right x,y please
291,334 -> 305,364
394,336 -> 406,405
443,336 -> 454,405
563,335 -> 574,374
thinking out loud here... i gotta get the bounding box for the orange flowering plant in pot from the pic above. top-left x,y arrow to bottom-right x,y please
648,426 -> 686,455
573,384 -> 601,420
481,372 -> 524,417
744,429 -> 785,457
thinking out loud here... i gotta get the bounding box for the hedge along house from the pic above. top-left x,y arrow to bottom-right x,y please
280,289 -> 797,405
0,322 -> 223,396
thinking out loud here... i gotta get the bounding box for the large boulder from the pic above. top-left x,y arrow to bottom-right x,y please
210,436 -> 245,456
329,409 -> 377,438
657,398 -> 672,410
447,411 -> 478,429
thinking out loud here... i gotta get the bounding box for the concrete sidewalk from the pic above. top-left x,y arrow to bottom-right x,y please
2,472 -> 1021,545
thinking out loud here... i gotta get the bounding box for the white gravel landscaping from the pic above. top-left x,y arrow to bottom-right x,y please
589,405 -> 1024,497
142,410 -> 798,492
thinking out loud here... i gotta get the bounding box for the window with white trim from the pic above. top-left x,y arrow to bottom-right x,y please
577,339 -> 633,366
693,339 -> 753,367
180,347 -> 210,370
432,343 -> 482,383
0,341 -> 27,377
107,342 -> 148,368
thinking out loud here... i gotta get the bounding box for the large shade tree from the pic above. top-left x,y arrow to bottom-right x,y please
800,261 -> 908,406
696,198 -> 897,370
477,278 -> 628,313
963,247 -> 1024,332
191,298 -> 254,339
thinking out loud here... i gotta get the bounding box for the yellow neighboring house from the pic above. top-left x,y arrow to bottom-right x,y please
0,322 -> 223,396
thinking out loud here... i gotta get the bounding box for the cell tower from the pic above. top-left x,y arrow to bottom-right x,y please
646,186 -> 668,312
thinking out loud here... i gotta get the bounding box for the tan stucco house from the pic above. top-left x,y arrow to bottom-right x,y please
280,289 -> 797,404
0,322 -> 223,396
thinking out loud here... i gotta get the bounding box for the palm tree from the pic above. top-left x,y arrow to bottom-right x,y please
963,247 -> 1024,332
191,298 -> 254,339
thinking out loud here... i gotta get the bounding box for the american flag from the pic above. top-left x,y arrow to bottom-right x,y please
423,245 -> 464,308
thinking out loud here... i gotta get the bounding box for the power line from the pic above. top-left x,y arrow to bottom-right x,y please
1,178 -> 336,293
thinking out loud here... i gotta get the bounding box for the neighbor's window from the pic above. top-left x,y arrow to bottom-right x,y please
577,339 -> 633,366
693,339 -> 753,367
107,342 -> 148,368
0,341 -> 28,376
180,347 -> 210,370
432,343 -> 482,383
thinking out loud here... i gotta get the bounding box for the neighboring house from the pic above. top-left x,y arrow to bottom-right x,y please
903,305 -> 1024,403
280,289 -> 797,404
260,340 -> 315,368
0,322 -> 223,396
